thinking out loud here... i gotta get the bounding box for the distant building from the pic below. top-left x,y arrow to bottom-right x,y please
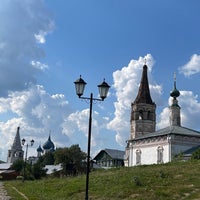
93,149 -> 124,168
7,127 -> 24,163
37,144 -> 44,157
42,134 -> 55,153
124,64 -> 200,166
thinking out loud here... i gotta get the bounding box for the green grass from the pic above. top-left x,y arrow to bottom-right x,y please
4,160 -> 200,200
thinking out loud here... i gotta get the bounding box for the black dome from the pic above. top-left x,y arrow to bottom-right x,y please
43,135 -> 55,150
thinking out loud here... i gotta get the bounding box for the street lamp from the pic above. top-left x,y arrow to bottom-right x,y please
74,75 -> 110,200
21,138 -> 34,182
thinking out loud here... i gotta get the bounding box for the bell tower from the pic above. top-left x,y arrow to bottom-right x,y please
130,64 -> 156,139
7,127 -> 24,163
169,73 -> 181,126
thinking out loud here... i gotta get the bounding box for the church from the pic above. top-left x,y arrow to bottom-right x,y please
7,127 -> 55,164
124,64 -> 200,166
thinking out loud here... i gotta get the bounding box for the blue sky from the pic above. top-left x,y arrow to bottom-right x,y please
0,0 -> 200,161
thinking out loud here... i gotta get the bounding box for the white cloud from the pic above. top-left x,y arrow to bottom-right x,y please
0,0 -> 54,97
0,85 -> 71,160
157,107 -> 170,129
31,61 -> 48,71
107,54 -> 163,146
63,109 -> 109,148
179,54 -> 200,77
157,90 -> 200,131
179,91 -> 200,129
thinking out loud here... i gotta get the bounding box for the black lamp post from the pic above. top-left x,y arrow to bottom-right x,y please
74,75 -> 110,200
21,138 -> 34,182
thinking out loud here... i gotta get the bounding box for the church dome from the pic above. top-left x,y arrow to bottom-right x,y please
170,87 -> 180,98
43,135 -> 55,151
37,144 -> 43,153
170,73 -> 180,99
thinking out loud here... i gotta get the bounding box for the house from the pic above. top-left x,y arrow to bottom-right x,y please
93,149 -> 124,168
124,64 -> 200,166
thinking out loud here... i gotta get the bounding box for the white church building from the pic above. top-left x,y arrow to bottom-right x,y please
124,64 -> 200,166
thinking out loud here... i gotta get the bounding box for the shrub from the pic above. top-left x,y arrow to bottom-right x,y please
16,176 -> 23,180
132,176 -> 142,186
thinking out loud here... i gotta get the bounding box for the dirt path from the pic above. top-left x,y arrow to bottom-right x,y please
0,182 -> 11,200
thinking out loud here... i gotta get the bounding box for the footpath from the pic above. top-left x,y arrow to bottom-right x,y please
0,182 -> 11,200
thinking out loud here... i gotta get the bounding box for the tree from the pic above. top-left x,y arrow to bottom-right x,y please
43,151 -> 55,165
10,159 -> 24,172
192,148 -> 200,159
32,162 -> 46,179
54,145 -> 86,176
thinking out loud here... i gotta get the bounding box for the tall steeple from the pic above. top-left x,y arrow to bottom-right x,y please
134,64 -> 154,104
11,127 -> 22,150
169,73 -> 181,126
130,64 -> 156,139
7,127 -> 24,163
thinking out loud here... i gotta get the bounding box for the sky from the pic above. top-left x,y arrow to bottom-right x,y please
0,0 -> 200,161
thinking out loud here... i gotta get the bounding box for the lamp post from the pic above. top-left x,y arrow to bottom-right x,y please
74,75 -> 110,200
21,138 -> 34,182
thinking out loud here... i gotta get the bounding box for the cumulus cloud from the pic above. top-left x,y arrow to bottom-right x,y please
0,1 -> 61,160
179,91 -> 200,129
157,90 -> 200,131
107,54 -> 163,146
179,54 -> 200,77
0,0 -> 54,97
63,109 -> 109,147
0,85 -> 71,158
157,107 -> 170,129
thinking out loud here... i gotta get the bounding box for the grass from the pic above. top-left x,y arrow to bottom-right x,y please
3,160 -> 200,200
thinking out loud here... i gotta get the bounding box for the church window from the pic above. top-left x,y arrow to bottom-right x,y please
157,146 -> 163,164
19,152 -> 23,158
139,110 -> 143,120
147,111 -> 151,120
136,149 -> 141,165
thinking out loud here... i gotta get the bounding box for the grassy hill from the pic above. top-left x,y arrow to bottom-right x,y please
4,160 -> 200,200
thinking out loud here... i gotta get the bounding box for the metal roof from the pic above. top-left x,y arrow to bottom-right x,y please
134,65 -> 154,105
93,148 -> 125,160
131,125 -> 200,141
0,163 -> 12,170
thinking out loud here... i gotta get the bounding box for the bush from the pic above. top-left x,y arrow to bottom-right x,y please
16,176 -> 23,180
192,148 -> 200,160
132,176 -> 143,186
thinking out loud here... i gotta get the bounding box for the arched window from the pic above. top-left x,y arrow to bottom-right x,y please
139,110 -> 143,120
147,111 -> 151,120
136,149 -> 141,165
157,146 -> 164,164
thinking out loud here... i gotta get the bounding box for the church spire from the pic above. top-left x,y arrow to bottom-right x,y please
11,126 -> 22,150
134,64 -> 154,104
169,73 -> 181,126
7,126 -> 24,163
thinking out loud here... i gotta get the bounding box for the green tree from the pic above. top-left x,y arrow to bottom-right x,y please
32,162 -> 46,179
39,151 -> 55,165
54,145 -> 86,176
10,159 -> 24,172
192,148 -> 200,159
